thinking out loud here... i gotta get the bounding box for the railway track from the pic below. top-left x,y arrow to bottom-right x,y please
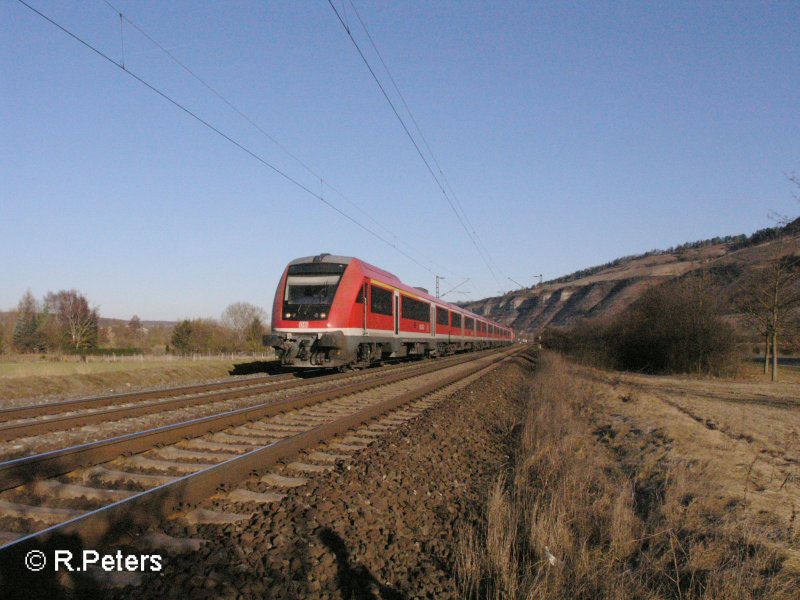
0,373 -> 302,443
0,345 -> 524,580
0,355 -> 483,461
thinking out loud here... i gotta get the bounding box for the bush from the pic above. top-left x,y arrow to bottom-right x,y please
541,319 -> 615,368
544,277 -> 737,375
170,318 -> 237,354
613,278 -> 736,374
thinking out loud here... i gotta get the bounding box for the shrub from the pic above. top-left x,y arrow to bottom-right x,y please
544,276 -> 737,375
612,278 -> 736,374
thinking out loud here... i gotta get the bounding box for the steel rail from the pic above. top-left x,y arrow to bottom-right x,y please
0,346 -> 522,560
0,349 -> 504,492
0,351 -> 493,441
0,359 -> 421,442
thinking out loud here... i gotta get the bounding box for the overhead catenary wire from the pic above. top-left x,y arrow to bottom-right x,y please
326,0 -> 505,288
99,0 -> 453,277
345,0 -> 506,281
15,0 -> 440,276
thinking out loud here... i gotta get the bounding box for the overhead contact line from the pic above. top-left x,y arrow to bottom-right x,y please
15,0 -> 439,275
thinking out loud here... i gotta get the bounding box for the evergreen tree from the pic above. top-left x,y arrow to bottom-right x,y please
12,290 -> 44,353
171,320 -> 194,353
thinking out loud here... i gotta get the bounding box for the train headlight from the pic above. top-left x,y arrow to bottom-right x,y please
285,312 -> 292,319
320,312 -> 327,319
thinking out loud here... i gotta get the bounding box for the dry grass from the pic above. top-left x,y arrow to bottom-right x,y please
0,358 -> 226,379
736,359 -> 800,384
457,352 -> 799,599
0,357 -> 265,406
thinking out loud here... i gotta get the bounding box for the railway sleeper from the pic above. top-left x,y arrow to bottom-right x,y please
77,465 -> 175,489
0,499 -> 86,527
224,489 -> 285,505
260,473 -> 308,488
150,446 -> 237,463
118,455 -> 208,475
177,508 -> 253,526
20,480 -> 136,503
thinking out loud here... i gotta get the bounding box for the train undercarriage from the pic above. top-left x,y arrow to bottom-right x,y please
264,331 -> 507,370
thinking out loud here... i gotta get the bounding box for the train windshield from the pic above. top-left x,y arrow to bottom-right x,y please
282,262 -> 346,320
285,275 -> 340,305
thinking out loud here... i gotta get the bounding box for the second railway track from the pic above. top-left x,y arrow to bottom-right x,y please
0,353 -> 487,458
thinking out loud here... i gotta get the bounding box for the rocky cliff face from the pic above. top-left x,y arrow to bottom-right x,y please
461,275 -> 669,335
461,233 -> 799,335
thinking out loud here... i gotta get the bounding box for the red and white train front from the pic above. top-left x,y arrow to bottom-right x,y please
264,254 -> 514,368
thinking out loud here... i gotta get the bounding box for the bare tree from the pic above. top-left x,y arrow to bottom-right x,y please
738,225 -> 800,381
127,315 -> 142,335
127,315 -> 145,349
44,290 -> 99,351
222,302 -> 266,350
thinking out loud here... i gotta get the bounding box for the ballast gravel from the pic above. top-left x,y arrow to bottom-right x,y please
109,356 -> 535,599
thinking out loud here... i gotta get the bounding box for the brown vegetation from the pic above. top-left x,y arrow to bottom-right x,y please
2,291 -> 269,356
543,275 -> 737,376
457,353 -> 799,599
0,359 -> 254,405
736,230 -> 800,381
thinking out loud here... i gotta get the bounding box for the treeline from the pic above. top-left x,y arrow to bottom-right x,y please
169,303 -> 269,354
3,290 -> 100,353
730,216 -> 800,250
545,217 -> 800,286
543,276 -> 738,375
1,291 -> 270,356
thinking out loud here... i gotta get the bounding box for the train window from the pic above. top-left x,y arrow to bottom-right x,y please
451,313 -> 461,328
465,317 -> 474,330
436,306 -> 448,326
402,295 -> 430,322
283,266 -> 343,320
355,283 -> 366,304
370,285 -> 393,316
288,263 -> 346,275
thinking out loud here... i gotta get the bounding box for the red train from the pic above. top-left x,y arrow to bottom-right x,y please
264,254 -> 514,368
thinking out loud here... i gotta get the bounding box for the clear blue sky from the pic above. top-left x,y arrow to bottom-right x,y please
2,1 -> 798,321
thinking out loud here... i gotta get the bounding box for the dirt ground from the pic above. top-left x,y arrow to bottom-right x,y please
583,364 -> 800,575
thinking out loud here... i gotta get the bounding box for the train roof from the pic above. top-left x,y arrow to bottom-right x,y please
289,254 -> 401,285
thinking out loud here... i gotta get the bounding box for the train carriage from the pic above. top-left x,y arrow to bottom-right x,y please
264,254 -> 514,368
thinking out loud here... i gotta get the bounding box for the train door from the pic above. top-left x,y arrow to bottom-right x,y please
394,292 -> 399,335
361,281 -> 368,335
431,305 -> 436,338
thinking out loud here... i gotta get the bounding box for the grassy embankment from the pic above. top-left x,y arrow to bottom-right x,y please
0,354 -> 274,406
458,352 -> 799,599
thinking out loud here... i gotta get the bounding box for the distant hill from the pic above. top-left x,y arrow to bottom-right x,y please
0,312 -> 175,330
462,218 -> 800,335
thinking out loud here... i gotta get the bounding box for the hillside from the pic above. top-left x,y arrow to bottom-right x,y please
462,221 -> 800,335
